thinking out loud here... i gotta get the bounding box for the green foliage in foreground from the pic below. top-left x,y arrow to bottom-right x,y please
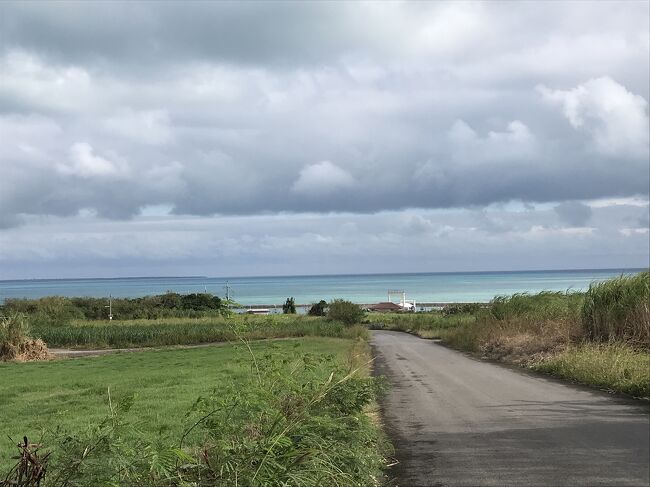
533,343 -> 650,398
0,338 -> 389,485
582,270 -> 650,345
32,315 -> 368,349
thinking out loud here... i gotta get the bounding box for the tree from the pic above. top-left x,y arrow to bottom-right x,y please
283,297 -> 297,314
308,300 -> 328,316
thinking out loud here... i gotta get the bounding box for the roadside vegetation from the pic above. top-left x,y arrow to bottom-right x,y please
1,338 -> 390,485
375,271 -> 649,398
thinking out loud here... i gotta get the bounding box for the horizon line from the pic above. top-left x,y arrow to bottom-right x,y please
1,266 -> 647,283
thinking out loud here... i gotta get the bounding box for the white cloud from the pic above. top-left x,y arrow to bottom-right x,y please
538,77 -> 649,157
446,119 -> 537,165
57,142 -> 129,178
291,161 -> 355,196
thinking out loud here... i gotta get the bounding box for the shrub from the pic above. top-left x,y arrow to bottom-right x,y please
282,297 -> 296,314
327,300 -> 364,326
582,271 -> 650,346
30,296 -> 84,327
308,300 -> 328,316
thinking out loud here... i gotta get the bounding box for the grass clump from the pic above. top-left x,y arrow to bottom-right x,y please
582,271 -> 650,345
533,343 -> 650,398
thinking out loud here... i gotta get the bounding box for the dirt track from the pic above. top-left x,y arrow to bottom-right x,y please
371,330 -> 650,487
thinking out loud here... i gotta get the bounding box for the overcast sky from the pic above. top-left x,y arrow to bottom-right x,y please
0,1 -> 648,279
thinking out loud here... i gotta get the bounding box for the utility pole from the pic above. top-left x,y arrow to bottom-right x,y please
224,281 -> 231,301
105,294 -> 113,320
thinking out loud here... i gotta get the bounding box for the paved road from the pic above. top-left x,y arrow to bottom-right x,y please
371,331 -> 650,487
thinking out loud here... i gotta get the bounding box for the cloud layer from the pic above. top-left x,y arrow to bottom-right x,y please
0,1 -> 648,276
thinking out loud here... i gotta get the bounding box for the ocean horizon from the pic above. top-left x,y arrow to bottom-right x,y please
1,267 -> 645,305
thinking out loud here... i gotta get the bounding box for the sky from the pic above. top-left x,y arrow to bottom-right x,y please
0,1 -> 648,279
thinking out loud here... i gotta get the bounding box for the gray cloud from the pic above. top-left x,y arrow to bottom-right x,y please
554,202 -> 593,227
1,203 -> 647,279
0,1 -> 648,277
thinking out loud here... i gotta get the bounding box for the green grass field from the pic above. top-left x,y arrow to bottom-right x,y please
31,314 -> 368,349
0,337 -> 367,474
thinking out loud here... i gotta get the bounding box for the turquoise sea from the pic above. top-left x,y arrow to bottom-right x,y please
0,268 -> 645,305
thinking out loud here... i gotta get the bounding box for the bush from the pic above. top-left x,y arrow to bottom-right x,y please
582,271 -> 650,346
327,300 -> 364,326
308,300 -> 328,316
26,296 -> 84,327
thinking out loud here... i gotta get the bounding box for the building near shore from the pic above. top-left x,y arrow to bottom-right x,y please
364,302 -> 403,312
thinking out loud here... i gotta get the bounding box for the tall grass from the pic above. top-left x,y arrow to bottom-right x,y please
489,291 -> 583,322
582,271 -> 650,346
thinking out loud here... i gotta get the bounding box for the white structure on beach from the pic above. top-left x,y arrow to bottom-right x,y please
387,290 -> 416,311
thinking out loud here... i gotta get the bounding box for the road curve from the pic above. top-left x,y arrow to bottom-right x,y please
371,330 -> 649,487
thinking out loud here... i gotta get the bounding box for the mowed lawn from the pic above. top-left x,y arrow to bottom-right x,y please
0,337 -> 354,471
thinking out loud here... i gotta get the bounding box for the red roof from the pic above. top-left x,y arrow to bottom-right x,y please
366,302 -> 402,311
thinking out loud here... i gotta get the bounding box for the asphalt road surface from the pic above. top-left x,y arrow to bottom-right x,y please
371,330 -> 650,487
